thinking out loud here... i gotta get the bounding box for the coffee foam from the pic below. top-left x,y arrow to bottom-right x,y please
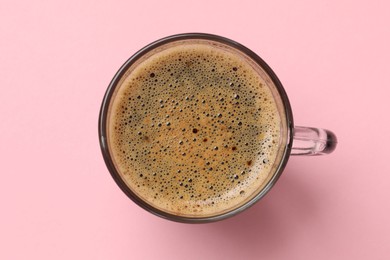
108,42 -> 282,217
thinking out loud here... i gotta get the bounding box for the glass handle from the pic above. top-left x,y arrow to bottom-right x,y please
291,126 -> 337,155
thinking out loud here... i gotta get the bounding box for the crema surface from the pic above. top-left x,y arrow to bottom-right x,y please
108,42 -> 282,217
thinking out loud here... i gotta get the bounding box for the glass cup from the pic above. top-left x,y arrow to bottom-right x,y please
99,33 -> 337,223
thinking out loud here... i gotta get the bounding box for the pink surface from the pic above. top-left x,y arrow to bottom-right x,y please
1,0 -> 389,259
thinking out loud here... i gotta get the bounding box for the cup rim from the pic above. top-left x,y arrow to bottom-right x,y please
98,33 -> 294,223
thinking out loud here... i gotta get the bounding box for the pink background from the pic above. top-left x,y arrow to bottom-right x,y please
1,0 -> 389,259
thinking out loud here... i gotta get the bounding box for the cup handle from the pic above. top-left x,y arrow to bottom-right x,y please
291,126 -> 337,155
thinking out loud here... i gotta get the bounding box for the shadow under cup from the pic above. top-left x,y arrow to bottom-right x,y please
99,33 -> 294,223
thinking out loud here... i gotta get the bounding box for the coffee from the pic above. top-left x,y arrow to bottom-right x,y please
106,40 -> 284,218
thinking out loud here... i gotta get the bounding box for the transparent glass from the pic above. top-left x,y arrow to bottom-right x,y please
291,126 -> 337,155
99,33 -> 337,223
